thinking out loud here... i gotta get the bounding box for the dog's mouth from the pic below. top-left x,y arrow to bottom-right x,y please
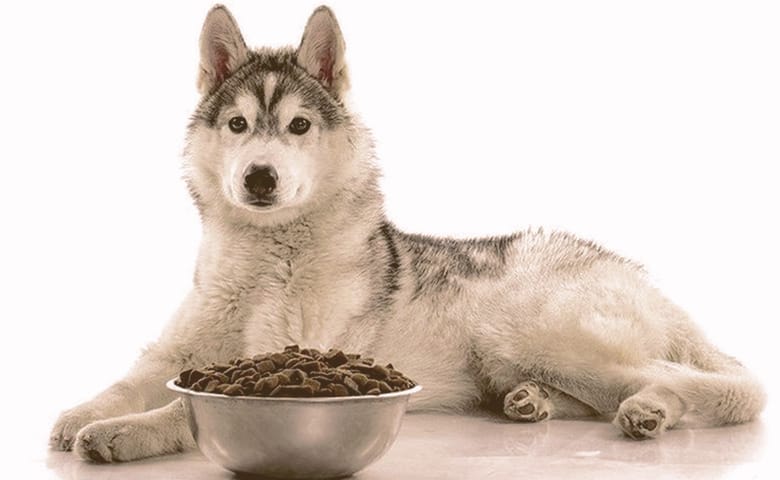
246,198 -> 275,208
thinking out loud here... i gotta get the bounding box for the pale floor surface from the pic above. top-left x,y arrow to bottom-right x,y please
35,412 -> 776,480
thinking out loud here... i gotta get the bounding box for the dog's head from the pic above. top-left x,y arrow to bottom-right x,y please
185,5 -> 374,227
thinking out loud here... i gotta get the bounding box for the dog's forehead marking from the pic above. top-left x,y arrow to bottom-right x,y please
263,74 -> 278,112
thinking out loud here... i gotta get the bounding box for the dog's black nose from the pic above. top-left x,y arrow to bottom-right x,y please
243,165 -> 278,200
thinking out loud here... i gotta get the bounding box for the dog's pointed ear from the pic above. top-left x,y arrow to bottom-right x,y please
296,6 -> 349,97
198,5 -> 250,96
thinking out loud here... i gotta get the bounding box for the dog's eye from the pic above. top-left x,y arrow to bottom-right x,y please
228,116 -> 248,133
288,117 -> 311,135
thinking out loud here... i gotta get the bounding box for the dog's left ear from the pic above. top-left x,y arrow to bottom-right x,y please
297,6 -> 349,98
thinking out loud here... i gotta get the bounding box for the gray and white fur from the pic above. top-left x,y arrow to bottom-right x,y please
50,5 -> 765,462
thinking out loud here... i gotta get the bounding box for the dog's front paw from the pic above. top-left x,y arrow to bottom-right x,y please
503,380 -> 551,422
50,404 -> 103,451
615,396 -> 667,440
75,418 -> 148,463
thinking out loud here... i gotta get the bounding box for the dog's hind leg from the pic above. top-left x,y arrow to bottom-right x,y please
74,398 -> 195,463
517,358 -> 765,439
614,359 -> 765,439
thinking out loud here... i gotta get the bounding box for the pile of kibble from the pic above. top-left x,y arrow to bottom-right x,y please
175,345 -> 417,397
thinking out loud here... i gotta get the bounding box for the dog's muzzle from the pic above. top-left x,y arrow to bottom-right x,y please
243,164 -> 278,207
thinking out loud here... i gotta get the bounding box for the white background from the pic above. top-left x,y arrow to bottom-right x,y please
0,0 -> 778,476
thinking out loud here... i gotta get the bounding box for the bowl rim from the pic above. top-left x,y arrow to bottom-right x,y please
166,378 -> 422,403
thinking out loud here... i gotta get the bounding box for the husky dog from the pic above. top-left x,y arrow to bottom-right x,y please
50,5 -> 765,462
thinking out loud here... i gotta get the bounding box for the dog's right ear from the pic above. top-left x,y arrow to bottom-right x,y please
197,5 -> 249,96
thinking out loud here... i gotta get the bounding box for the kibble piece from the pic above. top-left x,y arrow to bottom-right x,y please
344,377 -> 361,395
318,386 -> 334,396
303,378 -> 321,391
282,368 -> 306,385
193,377 -> 210,391
370,364 -> 390,379
275,372 -> 291,386
223,384 -> 245,396
387,377 -> 407,388
366,388 -> 381,395
263,375 -> 280,391
363,379 -> 380,392
299,361 -> 321,373
331,384 -> 349,396
255,359 -> 275,374
351,373 -> 369,387
324,349 -> 349,367
189,369 -> 205,384
309,372 -> 333,385
269,353 -> 288,368
300,348 -> 321,358
239,368 -> 257,379
178,369 -> 193,385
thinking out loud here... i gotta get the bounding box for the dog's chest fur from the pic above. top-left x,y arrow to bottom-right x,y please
194,217 -> 379,356
241,247 -> 372,354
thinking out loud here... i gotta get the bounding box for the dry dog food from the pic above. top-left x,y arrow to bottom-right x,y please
175,345 -> 417,397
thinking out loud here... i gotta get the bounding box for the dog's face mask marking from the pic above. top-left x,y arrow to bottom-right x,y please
185,6 -> 360,225
214,89 -> 323,212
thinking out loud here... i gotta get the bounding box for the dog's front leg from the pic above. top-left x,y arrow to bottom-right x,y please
49,375 -> 147,452
72,397 -> 195,462
50,293 -> 201,452
49,345 -> 186,452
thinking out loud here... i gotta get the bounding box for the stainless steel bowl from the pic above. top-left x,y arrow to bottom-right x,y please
167,379 -> 421,479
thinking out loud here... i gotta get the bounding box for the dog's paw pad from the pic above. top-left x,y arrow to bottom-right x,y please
512,389 -> 529,401
615,397 -> 667,440
504,381 -> 551,422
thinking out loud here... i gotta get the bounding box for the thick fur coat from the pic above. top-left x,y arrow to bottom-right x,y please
50,5 -> 765,462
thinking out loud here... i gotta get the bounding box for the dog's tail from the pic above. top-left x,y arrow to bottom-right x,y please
669,322 -> 766,425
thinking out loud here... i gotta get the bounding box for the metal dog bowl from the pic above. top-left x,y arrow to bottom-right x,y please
167,379 -> 421,479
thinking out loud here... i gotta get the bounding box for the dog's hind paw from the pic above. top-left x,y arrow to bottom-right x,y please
615,396 -> 667,440
503,380 -> 552,422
